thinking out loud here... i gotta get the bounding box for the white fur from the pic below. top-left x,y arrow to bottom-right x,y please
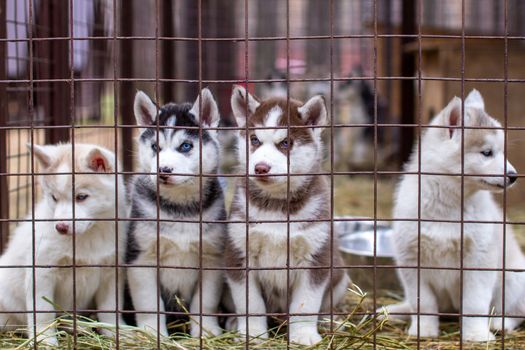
137,130 -> 219,190
0,144 -> 128,345
234,104 -> 324,197
126,190 -> 225,337
128,90 -> 224,337
227,91 -> 349,345
134,91 -> 158,126
231,85 -> 260,128
189,87 -> 221,131
383,90 -> 523,342
464,89 -> 485,110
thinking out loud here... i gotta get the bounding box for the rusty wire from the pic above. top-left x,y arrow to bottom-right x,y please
0,1 -> 523,349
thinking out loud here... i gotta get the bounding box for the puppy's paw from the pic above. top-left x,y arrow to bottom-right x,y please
289,327 -> 323,346
235,326 -> 268,343
463,328 -> 496,342
140,324 -> 169,338
35,334 -> 59,347
408,322 -> 439,338
491,317 -> 521,333
377,302 -> 412,322
191,318 -> 222,337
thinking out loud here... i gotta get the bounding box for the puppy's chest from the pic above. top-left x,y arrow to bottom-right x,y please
239,207 -> 325,265
52,257 -> 108,307
405,221 -> 495,266
135,213 -> 217,248
248,232 -> 314,268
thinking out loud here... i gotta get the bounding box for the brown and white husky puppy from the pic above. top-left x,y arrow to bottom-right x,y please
225,86 -> 350,345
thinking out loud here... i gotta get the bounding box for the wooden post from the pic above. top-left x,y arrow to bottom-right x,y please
119,0 -> 134,175
211,0 -> 236,124
182,0 -> 200,102
161,0 -> 175,102
399,0 -> 417,166
0,0 -> 9,251
45,0 -> 71,144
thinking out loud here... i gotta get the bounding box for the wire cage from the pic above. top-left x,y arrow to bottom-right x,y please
0,0 -> 524,349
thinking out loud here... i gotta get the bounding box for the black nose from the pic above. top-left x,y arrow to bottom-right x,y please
508,171 -> 518,185
159,167 -> 173,181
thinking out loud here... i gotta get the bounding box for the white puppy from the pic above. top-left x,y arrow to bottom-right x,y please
0,143 -> 127,345
383,90 -> 522,342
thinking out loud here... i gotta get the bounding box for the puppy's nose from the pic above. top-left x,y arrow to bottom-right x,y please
159,167 -> 173,181
55,223 -> 69,235
508,171 -> 518,185
254,163 -> 271,175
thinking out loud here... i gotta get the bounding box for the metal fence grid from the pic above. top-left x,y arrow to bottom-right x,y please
0,0 -> 524,349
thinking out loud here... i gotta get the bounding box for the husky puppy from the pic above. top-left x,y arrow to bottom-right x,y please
0,143 -> 127,345
127,89 -> 226,337
225,86 -> 350,345
383,90 -> 521,341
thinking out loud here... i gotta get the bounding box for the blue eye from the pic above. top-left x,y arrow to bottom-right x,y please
179,142 -> 193,153
250,135 -> 260,146
279,140 -> 289,149
76,193 -> 89,202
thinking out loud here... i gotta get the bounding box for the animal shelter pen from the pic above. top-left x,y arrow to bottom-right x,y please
0,0 -> 524,349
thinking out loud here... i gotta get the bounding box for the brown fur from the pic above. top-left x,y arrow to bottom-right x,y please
224,236 -> 245,282
227,92 -> 348,318
240,98 -> 315,148
231,176 -> 327,216
310,236 -> 346,287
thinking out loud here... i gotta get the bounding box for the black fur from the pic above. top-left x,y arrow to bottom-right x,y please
125,175 -> 226,264
139,102 -> 211,143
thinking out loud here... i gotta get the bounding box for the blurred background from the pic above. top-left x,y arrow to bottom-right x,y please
1,0 -> 525,247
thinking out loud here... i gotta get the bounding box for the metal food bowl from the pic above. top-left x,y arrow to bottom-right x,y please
336,217 -> 402,293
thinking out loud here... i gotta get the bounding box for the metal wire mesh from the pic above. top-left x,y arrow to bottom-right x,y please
0,0 -> 524,349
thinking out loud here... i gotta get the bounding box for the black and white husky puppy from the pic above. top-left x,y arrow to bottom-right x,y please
225,86 -> 350,345
127,89 -> 226,337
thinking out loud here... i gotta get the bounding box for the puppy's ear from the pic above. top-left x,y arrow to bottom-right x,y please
298,95 -> 328,136
443,96 -> 462,139
86,148 -> 112,173
27,144 -> 54,169
190,88 -> 220,128
134,91 -> 157,126
465,89 -> 485,110
231,85 -> 260,128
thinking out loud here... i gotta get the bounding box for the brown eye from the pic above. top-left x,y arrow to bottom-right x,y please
76,194 -> 89,202
51,194 -> 57,202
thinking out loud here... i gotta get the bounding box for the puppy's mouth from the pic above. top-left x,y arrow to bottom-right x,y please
253,175 -> 273,184
481,179 -> 508,190
159,176 -> 193,186
159,177 -> 175,186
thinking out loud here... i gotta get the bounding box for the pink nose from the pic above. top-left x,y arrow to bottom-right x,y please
254,163 -> 271,175
55,223 -> 69,235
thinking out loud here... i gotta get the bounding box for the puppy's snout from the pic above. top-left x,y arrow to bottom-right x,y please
508,170 -> 518,185
159,166 -> 173,181
255,163 -> 271,175
55,222 -> 69,235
